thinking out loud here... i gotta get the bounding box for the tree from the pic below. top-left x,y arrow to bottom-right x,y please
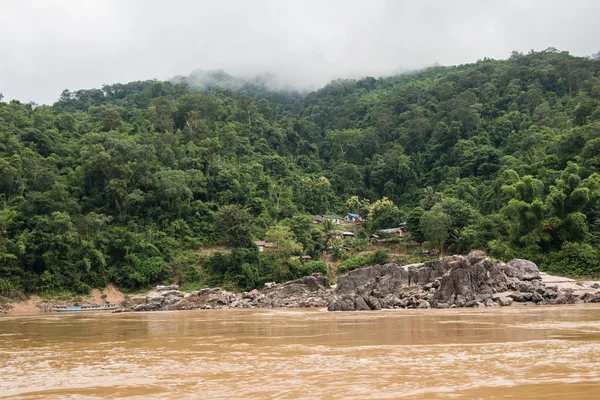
420,204 -> 451,254
100,106 -> 123,131
80,133 -> 156,219
420,186 -> 442,209
406,207 -> 425,243
297,176 -> 335,214
264,224 -> 302,260
215,204 -> 254,248
322,219 -> 342,248
282,214 -> 323,256
368,197 -> 405,230
345,196 -> 371,217
150,97 -> 176,133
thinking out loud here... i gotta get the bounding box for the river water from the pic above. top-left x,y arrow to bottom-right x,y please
2,306 -> 600,399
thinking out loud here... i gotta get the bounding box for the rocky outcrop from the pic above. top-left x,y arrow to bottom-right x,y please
129,285 -> 186,312
122,273 -> 332,312
328,252 -> 600,311
122,255 -> 600,313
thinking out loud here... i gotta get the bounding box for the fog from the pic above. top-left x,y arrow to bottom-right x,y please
1,0 -> 599,104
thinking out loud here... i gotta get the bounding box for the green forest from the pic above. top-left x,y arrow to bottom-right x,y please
2,48 -> 600,295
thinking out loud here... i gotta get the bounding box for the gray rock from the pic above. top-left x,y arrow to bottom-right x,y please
509,293 -> 525,302
498,297 -> 513,306
433,258 -> 507,305
366,296 -> 382,310
467,251 -> 486,265
503,259 -> 541,281
154,285 -> 179,292
355,296 -> 370,311
531,292 -> 543,303
518,282 -> 534,293
416,300 -> 431,309
243,289 -> 259,300
327,295 -> 355,311
128,273 -> 333,312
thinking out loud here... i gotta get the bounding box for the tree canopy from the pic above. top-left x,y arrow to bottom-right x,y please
2,48 -> 600,294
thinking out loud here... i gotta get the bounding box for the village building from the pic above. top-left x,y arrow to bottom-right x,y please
341,231 -> 356,240
255,241 -> 274,252
376,224 -> 409,239
344,213 -> 361,223
311,215 -> 342,224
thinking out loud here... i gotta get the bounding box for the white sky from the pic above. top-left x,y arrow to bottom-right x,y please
1,0 -> 599,104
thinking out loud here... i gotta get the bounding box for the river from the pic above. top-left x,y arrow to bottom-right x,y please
2,305 -> 600,399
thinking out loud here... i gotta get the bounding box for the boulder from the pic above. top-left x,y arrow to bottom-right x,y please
503,259 -> 541,281
466,251 -> 486,265
242,289 -> 259,300
497,297 -> 513,306
531,292 -> 543,303
285,274 -> 330,292
416,300 -> 431,309
433,258 -> 508,305
327,295 -> 355,311
483,298 -> 495,307
355,296 -> 370,311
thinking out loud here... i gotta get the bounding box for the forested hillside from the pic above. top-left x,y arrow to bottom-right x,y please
2,48 -> 600,295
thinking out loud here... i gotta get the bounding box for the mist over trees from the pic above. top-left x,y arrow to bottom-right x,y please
2,48 -> 600,295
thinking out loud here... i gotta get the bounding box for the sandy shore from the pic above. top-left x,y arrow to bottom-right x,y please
4,283 -> 127,315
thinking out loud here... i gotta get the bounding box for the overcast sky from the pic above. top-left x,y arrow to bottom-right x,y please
1,0 -> 599,104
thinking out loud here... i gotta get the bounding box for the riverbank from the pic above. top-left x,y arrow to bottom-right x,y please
4,252 -> 600,315
1,283 -> 127,315
116,252 -> 600,313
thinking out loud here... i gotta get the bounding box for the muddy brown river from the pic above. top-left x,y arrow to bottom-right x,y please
2,306 -> 600,399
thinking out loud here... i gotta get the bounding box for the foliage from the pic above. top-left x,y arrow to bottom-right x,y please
420,204 -> 451,253
367,197 -> 405,230
215,205 -> 254,248
290,260 -> 328,278
338,249 -> 391,274
2,49 -> 600,294
263,224 -> 302,260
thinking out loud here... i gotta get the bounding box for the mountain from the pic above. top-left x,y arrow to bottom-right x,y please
1,48 -> 600,295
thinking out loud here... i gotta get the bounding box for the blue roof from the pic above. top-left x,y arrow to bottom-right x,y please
347,213 -> 360,217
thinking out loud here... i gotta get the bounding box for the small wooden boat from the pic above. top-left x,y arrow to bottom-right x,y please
52,304 -> 118,313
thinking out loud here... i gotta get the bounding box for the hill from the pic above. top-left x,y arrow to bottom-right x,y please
1,48 -> 600,296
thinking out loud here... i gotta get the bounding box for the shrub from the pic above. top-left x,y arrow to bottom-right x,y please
548,242 -> 600,277
338,250 -> 390,274
337,255 -> 369,274
291,261 -> 328,278
369,249 -> 391,265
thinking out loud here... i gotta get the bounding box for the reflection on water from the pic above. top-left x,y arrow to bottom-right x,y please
2,305 -> 600,399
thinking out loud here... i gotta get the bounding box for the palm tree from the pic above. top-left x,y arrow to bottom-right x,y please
322,219 -> 342,248
420,186 -> 442,210
330,239 -> 345,261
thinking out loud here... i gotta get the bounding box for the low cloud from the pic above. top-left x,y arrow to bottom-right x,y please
1,0 -> 599,104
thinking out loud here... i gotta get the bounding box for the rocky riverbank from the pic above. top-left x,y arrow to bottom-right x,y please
328,251 -> 600,311
119,274 -> 333,312
119,252 -> 600,313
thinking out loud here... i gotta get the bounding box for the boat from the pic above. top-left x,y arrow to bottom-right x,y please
52,304 -> 118,313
